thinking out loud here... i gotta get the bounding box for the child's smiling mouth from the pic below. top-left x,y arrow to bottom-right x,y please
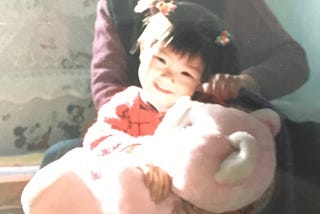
153,82 -> 173,94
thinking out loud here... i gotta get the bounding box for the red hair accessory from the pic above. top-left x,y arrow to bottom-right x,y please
215,30 -> 232,46
155,0 -> 177,16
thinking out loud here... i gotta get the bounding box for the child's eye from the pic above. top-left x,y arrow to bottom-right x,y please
181,71 -> 194,79
155,56 -> 166,64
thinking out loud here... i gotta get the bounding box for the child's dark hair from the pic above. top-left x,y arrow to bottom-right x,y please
142,1 -> 239,81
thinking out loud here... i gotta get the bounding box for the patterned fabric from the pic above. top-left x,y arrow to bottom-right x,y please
0,0 -> 95,103
84,86 -> 165,155
105,93 -> 165,137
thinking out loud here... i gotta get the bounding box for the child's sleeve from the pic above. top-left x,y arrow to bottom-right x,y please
83,91 -> 136,155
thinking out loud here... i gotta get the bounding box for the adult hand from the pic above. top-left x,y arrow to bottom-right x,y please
200,74 -> 260,102
139,163 -> 172,203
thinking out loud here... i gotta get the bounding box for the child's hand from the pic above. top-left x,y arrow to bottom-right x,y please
200,74 -> 259,101
138,163 -> 172,203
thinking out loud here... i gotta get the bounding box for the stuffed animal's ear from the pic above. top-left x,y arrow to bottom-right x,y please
250,108 -> 281,137
214,131 -> 257,184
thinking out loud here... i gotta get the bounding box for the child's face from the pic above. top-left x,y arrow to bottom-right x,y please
139,44 -> 204,111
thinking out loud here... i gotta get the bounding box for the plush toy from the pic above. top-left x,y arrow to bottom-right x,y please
144,97 -> 280,213
21,98 -> 280,214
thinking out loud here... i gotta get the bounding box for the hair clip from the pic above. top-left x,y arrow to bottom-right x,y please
215,30 -> 232,46
155,0 -> 177,16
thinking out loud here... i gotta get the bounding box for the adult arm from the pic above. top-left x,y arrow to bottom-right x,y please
91,0 -> 128,111
227,0 -> 309,99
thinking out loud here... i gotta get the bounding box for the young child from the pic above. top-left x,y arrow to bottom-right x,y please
84,0 -> 240,202
23,1 -> 248,213
82,0 -> 238,203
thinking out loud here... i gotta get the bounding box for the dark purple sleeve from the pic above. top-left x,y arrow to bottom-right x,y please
226,0 -> 309,99
90,0 -> 128,111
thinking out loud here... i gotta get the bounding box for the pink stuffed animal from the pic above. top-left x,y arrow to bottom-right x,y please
147,98 -> 280,212
21,98 -> 280,214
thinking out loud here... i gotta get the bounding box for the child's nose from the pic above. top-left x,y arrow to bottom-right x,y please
161,67 -> 175,81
